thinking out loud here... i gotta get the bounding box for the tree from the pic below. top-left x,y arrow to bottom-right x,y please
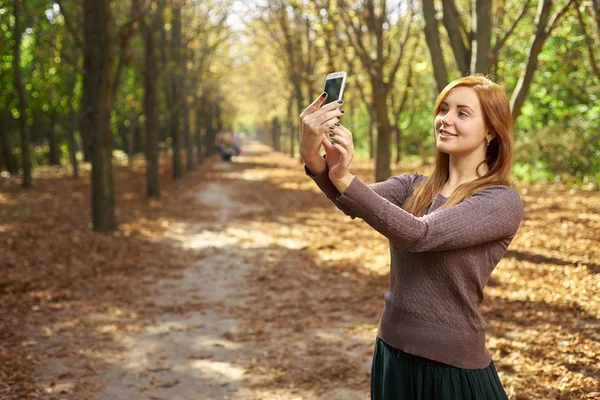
169,0 -> 184,179
135,0 -> 166,197
12,0 -> 32,188
82,0 -> 116,231
510,0 -> 575,119
422,0 -> 531,92
574,0 -> 600,83
338,0 -> 415,181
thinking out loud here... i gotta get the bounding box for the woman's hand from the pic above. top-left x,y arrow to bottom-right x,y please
299,92 -> 344,162
321,122 -> 355,193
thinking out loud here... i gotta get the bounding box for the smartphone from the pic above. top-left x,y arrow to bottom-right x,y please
322,71 -> 347,106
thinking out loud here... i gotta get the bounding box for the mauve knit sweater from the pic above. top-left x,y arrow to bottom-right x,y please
306,166 -> 524,369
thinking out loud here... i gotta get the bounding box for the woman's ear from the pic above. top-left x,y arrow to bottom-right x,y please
487,130 -> 498,141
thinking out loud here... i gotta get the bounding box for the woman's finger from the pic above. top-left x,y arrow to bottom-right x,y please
332,123 -> 353,138
301,92 -> 328,116
328,123 -> 353,144
315,107 -> 344,128
332,139 -> 349,160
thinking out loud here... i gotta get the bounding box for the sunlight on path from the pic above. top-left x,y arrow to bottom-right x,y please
91,162 -> 369,400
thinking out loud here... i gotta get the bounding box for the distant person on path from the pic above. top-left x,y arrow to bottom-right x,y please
300,74 -> 522,399
215,130 -> 241,161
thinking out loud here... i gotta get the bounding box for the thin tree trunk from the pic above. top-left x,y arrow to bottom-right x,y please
194,96 -> 203,163
1,108 -> 19,174
272,117 -> 280,151
510,0 -> 573,119
184,104 -> 194,172
83,0 -> 116,231
65,75 -> 80,178
442,0 -> 470,75
48,111 -> 61,165
470,0 -> 492,74
12,0 -> 32,188
170,2 -> 183,179
423,0 -> 448,93
141,10 -> 160,197
372,78 -> 391,182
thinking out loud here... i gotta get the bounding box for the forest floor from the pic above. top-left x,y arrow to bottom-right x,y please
1,140 -> 599,400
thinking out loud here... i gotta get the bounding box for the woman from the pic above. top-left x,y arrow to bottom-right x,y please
299,75 -> 522,399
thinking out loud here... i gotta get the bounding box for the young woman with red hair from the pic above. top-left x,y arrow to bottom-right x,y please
300,75 -> 522,399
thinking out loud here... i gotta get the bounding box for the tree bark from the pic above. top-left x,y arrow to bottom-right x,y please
272,117 -> 280,152
1,108 -> 19,174
65,74 -> 79,178
372,77 -> 391,182
423,0 -> 448,93
184,104 -> 194,172
12,0 -> 32,188
442,0 -> 470,75
170,2 -> 183,179
470,0 -> 492,74
47,111 -> 61,165
83,0 -> 116,231
194,96 -> 203,163
139,1 -> 162,197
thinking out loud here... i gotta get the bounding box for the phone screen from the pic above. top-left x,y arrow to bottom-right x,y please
323,77 -> 344,105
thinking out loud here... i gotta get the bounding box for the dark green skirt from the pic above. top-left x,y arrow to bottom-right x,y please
371,337 -> 509,400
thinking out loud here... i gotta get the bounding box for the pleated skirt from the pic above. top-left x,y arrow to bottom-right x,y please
371,337 -> 509,400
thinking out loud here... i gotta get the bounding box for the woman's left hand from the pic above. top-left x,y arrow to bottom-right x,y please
321,122 -> 355,191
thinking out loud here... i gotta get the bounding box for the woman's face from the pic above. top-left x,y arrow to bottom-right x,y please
434,86 -> 489,156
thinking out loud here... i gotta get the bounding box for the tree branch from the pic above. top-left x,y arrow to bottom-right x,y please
493,0 -> 530,55
574,0 -> 600,82
387,6 -> 414,86
545,0 -> 575,37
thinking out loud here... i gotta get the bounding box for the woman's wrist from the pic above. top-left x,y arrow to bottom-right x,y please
302,153 -> 326,176
330,172 -> 355,194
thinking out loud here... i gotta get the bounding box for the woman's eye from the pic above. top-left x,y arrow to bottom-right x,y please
459,111 -> 469,117
440,108 -> 448,114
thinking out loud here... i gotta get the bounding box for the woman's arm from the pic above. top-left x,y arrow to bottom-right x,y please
336,176 -> 523,252
306,160 -> 424,219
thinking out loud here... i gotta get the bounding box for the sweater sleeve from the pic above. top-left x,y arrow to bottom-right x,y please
305,162 -> 424,219
336,176 -> 523,252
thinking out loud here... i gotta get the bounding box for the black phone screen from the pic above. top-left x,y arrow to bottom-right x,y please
323,77 -> 344,105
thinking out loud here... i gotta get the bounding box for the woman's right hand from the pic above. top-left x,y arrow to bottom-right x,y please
299,92 -> 344,161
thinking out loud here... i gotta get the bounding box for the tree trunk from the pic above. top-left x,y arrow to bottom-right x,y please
423,0 -> 448,93
272,117 -> 280,151
510,0 -> 567,119
83,0 -> 116,231
194,96 -> 203,163
393,125 -> 401,165
1,108 -> 19,174
65,75 -> 79,178
12,0 -> 32,188
142,13 -> 160,197
470,0 -> 492,74
206,102 -> 215,155
170,3 -> 183,179
442,0 -> 470,75
372,78 -> 392,182
184,105 -> 194,171
47,111 -> 61,165
368,105 -> 376,160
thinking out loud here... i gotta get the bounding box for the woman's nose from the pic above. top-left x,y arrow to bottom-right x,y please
441,113 -> 454,126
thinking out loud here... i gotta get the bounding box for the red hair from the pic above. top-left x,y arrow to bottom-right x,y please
403,74 -> 515,216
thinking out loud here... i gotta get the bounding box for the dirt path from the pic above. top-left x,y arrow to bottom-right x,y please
37,142 -> 373,399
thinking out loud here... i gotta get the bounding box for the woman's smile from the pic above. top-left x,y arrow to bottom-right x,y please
439,129 -> 458,139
